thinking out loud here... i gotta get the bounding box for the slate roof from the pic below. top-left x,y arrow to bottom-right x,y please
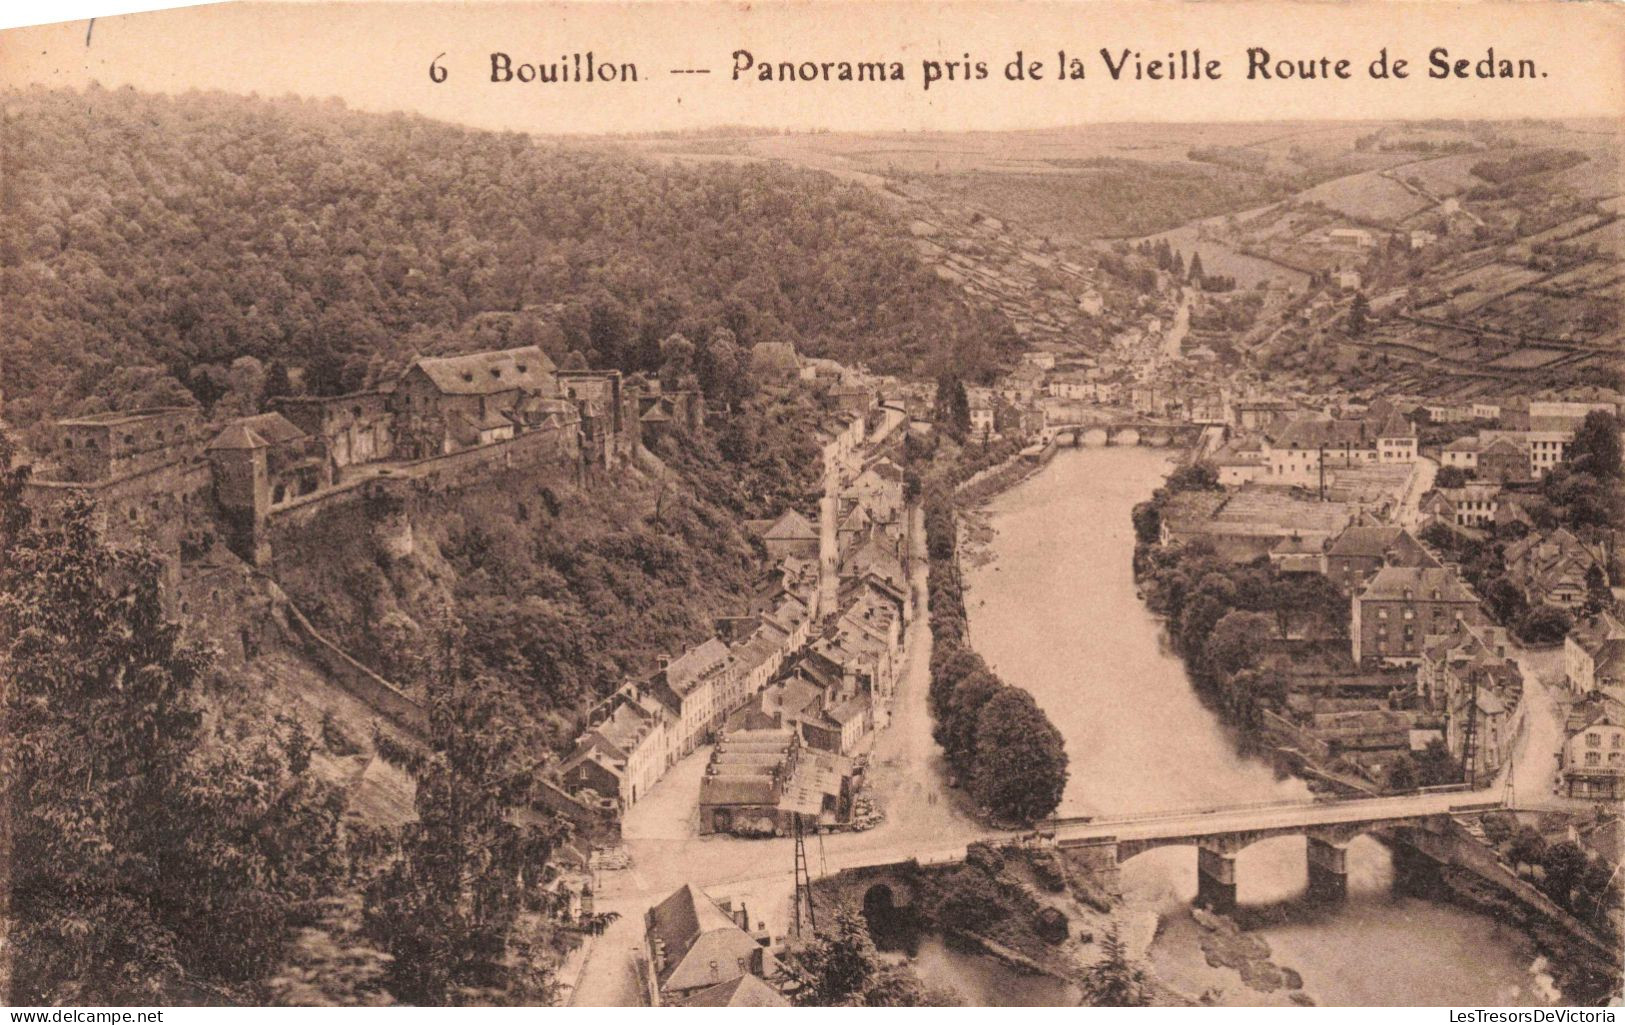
205,412 -> 307,451
827,693 -> 871,726
760,509 -> 817,542
1358,565 -> 1479,604
646,884 -> 770,993
1325,525 -> 1437,567
699,774 -> 780,806
1481,435 -> 1527,457
407,346 -> 554,396
1327,525 -> 1407,558
678,974 -> 787,1007
663,638 -> 732,698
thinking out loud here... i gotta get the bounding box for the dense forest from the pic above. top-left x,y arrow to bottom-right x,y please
0,85 -> 1020,442
0,85 -> 1034,1007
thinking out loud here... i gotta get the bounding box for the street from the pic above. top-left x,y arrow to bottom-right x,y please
572,504 -> 997,1004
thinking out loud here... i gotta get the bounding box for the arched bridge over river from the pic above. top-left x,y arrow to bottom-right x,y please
817,789 -> 1500,914
1042,419 -> 1214,450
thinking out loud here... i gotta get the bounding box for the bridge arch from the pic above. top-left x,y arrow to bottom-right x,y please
862,883 -> 897,917
1112,818 -> 1439,865
1110,427 -> 1141,446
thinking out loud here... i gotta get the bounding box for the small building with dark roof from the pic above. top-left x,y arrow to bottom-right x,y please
645,883 -> 775,1005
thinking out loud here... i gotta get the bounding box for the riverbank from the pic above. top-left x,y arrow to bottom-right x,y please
956,446 -> 1594,1006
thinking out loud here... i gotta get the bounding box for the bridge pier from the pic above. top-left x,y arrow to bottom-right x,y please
1195,845 -> 1237,913
1305,836 -> 1349,903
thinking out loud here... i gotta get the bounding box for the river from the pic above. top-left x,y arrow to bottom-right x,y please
957,446 -> 1559,1006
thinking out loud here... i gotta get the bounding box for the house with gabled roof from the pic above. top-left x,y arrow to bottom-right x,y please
1352,565 -> 1484,666
391,345 -> 557,458
1441,435 -> 1482,472
677,973 -> 788,1007
558,695 -> 669,810
1477,434 -> 1531,483
1560,693 -> 1625,800
645,883 -> 775,1004
751,508 -> 820,560
1504,528 -> 1598,609
1567,611 -> 1625,701
649,637 -> 735,758
1323,523 -> 1439,597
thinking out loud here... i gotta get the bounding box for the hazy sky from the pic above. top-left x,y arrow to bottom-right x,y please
2,1 -> 1622,135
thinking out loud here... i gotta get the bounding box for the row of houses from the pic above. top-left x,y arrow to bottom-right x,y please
559,423 -> 911,824
1560,612 -> 1625,800
1439,429 -> 1579,481
1416,620 -> 1524,782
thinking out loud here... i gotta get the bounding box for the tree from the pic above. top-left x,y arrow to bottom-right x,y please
933,374 -> 971,441
1081,921 -> 1148,1006
263,360 -> 293,402
936,867 -> 1006,934
1481,576 -> 1529,626
1,494 -> 344,1003
1516,604 -> 1573,645
1347,291 -> 1370,335
1204,610 -> 1274,679
1540,840 -> 1590,908
1582,564 -> 1615,618
363,631 -> 570,1006
1131,500 -> 1162,546
1415,738 -> 1463,787
1187,251 -> 1205,285
775,902 -> 937,1006
657,332 -> 697,392
969,688 -> 1068,823
1176,592 -> 1231,662
1575,856 -> 1620,926
1165,461 -> 1221,493
1507,826 -> 1548,871
1569,411 -> 1623,480
1435,465 -> 1471,489
697,327 -> 749,408
941,671 -> 1003,771
928,645 -> 988,722
1387,756 -> 1419,792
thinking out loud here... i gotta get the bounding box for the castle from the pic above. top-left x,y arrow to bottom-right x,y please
22,346 -> 680,572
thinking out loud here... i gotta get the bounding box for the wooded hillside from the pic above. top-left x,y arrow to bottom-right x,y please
0,85 -> 1019,438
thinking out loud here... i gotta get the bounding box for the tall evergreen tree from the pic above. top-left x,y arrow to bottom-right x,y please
933,374 -> 971,441
363,629 -> 570,1006
1081,921 -> 1149,1006
1347,291 -> 1370,335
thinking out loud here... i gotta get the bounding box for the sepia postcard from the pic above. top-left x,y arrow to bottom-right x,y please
0,0 -> 1622,1012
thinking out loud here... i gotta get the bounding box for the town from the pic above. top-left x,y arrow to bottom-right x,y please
1,78 -> 1621,1011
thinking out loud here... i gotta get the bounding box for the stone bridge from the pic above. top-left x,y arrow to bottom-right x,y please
1044,420 -> 1209,449
815,789 -> 1500,915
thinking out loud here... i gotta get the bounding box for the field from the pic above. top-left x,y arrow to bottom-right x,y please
1295,170 -> 1432,224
